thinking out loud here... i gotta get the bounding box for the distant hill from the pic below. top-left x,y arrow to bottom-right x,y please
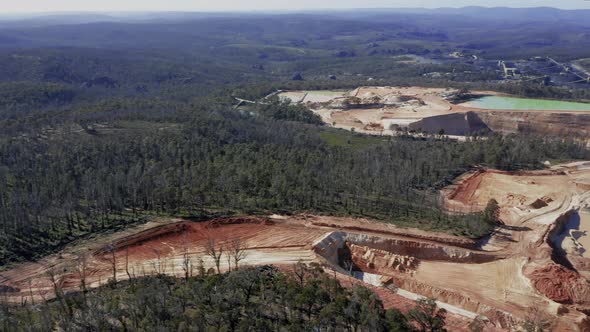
424,7 -> 590,24
2,7 -> 590,25
0,14 -> 123,28
0,7 -> 588,64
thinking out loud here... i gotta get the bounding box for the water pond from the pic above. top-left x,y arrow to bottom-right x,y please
466,96 -> 590,111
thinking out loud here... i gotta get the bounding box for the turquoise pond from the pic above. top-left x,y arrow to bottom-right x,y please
467,96 -> 590,111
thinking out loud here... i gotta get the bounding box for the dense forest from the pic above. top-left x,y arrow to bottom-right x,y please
0,9 -> 588,332
1,95 -> 588,265
0,264 -> 451,331
0,11 -> 588,267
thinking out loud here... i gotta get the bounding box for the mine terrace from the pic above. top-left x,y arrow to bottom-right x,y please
276,86 -> 590,140
1,162 -> 589,331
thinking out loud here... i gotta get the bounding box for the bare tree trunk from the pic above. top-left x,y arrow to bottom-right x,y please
182,234 -> 192,281
28,280 -> 35,306
125,246 -> 132,282
107,243 -> 117,283
47,267 -> 70,316
230,238 -> 247,270
206,237 -> 223,274
224,248 -> 232,273
293,261 -> 307,287
76,254 -> 89,304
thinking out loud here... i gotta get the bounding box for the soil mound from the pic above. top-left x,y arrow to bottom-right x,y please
95,222 -> 192,255
364,122 -> 384,131
530,196 -> 554,209
476,111 -> 590,138
208,216 -> 272,227
529,264 -> 590,304
409,111 -> 490,136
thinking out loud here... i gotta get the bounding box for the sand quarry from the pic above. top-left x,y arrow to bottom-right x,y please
280,86 -> 455,135
1,162 -> 590,331
279,87 -> 590,139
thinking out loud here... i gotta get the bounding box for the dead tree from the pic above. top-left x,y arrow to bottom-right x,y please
230,238 -> 247,270
46,267 -> 63,300
293,261 -> 307,287
342,257 -> 355,276
46,266 -> 70,316
76,254 -> 89,303
28,279 -> 35,306
197,258 -> 206,277
151,248 -> 167,275
224,248 -> 232,273
181,234 -> 193,280
182,249 -> 193,280
206,237 -> 223,274
125,246 -> 133,282
106,243 -> 117,283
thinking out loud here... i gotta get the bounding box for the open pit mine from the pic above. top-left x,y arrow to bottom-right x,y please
1,162 -> 590,331
278,87 -> 590,139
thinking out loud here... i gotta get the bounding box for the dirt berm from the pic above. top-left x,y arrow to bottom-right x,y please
476,111 -> 590,137
409,111 -> 490,135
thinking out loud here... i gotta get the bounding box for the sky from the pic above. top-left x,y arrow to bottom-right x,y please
0,0 -> 589,13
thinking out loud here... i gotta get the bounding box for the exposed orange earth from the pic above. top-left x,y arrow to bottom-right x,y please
1,162 -> 590,331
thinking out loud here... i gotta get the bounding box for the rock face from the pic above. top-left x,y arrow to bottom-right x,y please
312,231 -> 516,328
347,243 -> 419,275
476,111 -> 590,137
409,110 -> 590,138
313,232 -> 499,266
409,111 -> 490,135
344,233 -> 499,264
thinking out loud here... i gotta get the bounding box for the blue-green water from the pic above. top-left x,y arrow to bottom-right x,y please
468,96 -> 590,111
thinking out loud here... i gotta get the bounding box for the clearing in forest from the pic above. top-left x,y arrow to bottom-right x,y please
2,162 -> 590,331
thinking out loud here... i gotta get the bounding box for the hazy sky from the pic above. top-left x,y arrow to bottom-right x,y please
1,0 -> 589,13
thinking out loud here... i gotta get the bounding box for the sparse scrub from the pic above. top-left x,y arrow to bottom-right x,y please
0,265 -> 419,331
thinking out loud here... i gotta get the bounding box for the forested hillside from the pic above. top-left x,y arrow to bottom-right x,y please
0,9 -> 588,270
1,95 -> 588,265
0,264 -> 446,331
0,9 -> 589,332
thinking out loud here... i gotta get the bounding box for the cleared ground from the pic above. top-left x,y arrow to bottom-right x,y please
280,87 -> 453,135
1,163 -> 590,331
441,162 -> 590,330
278,87 -> 590,139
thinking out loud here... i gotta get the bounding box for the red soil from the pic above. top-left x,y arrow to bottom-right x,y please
333,273 -> 505,332
4,159 -> 590,332
447,170 -> 485,205
529,264 -> 581,303
105,218 -> 320,266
